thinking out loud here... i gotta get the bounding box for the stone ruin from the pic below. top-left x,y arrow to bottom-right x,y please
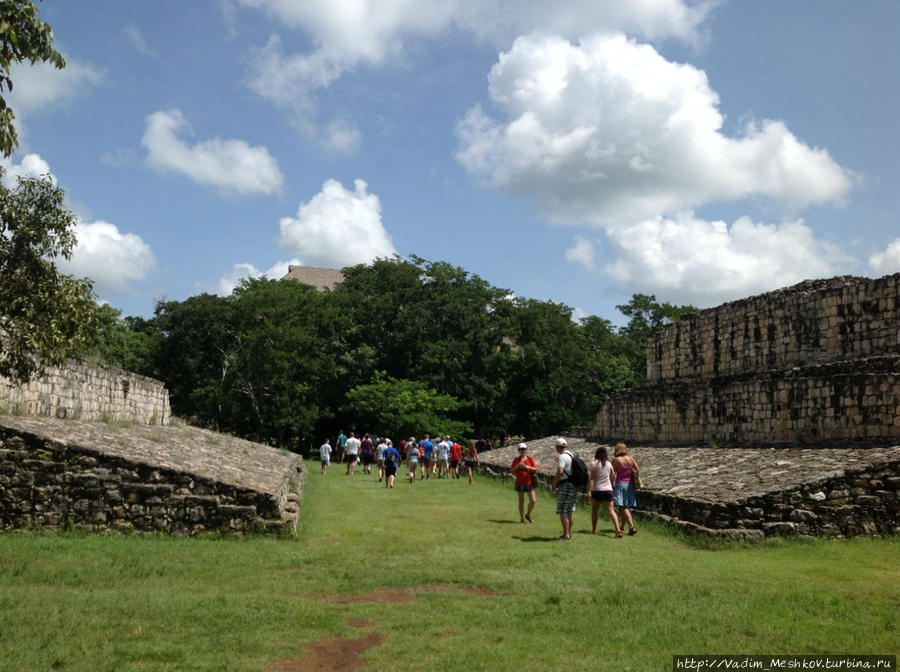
0,361 -> 304,535
596,273 -> 899,445
480,274 -> 899,538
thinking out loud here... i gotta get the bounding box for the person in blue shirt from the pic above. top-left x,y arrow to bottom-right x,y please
419,434 -> 435,480
382,440 -> 401,488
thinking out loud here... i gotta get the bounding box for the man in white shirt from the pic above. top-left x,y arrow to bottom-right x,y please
552,437 -> 576,540
344,432 -> 361,475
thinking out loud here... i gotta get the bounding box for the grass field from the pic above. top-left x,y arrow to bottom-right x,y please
0,466 -> 897,671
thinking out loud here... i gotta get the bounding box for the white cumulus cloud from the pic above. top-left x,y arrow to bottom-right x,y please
602,212 -> 854,307
56,220 -> 157,296
278,179 -> 397,268
456,33 -> 852,226
868,239 -> 900,276
240,0 -> 714,145
141,109 -> 284,196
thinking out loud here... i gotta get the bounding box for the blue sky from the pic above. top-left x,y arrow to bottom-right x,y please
4,0 -> 898,325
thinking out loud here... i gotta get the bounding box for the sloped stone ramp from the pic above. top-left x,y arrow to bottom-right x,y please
0,415 -> 303,534
480,436 -> 899,539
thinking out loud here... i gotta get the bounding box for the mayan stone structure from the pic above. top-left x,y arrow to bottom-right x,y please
0,415 -> 304,535
0,361 -> 304,535
0,360 -> 171,426
593,274 -> 899,445
476,274 -> 899,538
283,264 -> 345,292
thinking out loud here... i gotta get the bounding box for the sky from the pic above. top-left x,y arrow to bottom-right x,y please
3,0 -> 898,326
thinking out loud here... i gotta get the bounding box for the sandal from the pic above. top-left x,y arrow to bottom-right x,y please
525,515 -> 534,523
628,528 -> 636,536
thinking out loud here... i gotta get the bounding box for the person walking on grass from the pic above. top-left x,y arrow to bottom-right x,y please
336,430 -> 347,464
382,440 -> 401,488
450,437 -> 462,478
511,443 -> 538,524
589,446 -> 621,537
463,439 -> 480,484
361,433 -> 376,475
436,435 -> 451,478
612,442 -> 639,536
319,438 -> 332,474
419,434 -> 435,480
406,436 -> 418,483
344,432 -> 361,475
552,437 -> 576,540
376,437 -> 386,482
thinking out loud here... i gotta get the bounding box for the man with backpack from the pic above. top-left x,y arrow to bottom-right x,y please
552,437 -> 586,540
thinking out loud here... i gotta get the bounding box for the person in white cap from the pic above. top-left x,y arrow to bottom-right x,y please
511,442 -> 538,523
552,437 -> 576,540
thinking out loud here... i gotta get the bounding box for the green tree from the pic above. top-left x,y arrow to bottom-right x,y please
344,371 -> 472,440
0,0 -> 66,157
150,292 -> 236,430
0,171 -> 96,382
334,256 -> 516,438
81,303 -> 160,376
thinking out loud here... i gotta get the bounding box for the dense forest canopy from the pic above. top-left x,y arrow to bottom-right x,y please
84,256 -> 695,454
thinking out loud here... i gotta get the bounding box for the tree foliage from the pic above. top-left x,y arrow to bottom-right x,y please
345,371 -> 471,440
0,171 -> 96,382
0,0 -> 66,157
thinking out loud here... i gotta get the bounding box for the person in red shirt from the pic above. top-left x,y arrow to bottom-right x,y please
449,439 -> 462,478
510,443 -> 538,524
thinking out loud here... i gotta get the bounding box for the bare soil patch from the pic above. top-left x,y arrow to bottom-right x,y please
268,633 -> 385,672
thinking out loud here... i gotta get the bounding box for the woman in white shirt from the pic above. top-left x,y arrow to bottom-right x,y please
589,446 -> 622,538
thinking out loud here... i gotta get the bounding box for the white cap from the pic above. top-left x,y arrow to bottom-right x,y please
517,442 -> 527,450
555,437 -> 568,447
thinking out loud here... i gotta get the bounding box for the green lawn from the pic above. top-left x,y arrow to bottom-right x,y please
0,467 -> 897,671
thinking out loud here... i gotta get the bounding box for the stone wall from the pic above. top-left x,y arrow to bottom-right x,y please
648,274 -> 899,383
638,459 -> 899,538
591,274 -> 900,445
0,360 -> 170,425
593,358 -> 899,444
0,416 -> 303,535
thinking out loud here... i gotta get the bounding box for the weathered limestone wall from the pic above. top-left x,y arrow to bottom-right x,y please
0,416 -> 303,535
648,274 -> 899,383
594,358 -> 900,444
592,274 -> 900,446
0,360 -> 170,425
638,459 -> 899,538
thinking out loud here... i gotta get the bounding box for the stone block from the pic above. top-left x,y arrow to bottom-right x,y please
789,509 -> 818,523
762,521 -> 798,536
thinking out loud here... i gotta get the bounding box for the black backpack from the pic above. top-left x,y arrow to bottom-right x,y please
565,451 -> 589,490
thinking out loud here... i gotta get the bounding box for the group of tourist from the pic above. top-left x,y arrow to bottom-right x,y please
318,431 -> 484,487
320,431 -> 640,539
512,438 -> 639,540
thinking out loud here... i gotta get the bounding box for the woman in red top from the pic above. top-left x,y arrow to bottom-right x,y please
511,443 -> 538,523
